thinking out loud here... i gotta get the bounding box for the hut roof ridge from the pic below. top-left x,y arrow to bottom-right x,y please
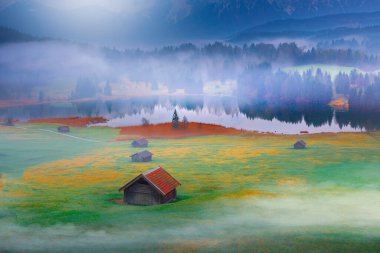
131,150 -> 153,158
119,166 -> 180,196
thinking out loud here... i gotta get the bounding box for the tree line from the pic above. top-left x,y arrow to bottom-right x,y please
238,66 -> 380,129
103,41 -> 379,68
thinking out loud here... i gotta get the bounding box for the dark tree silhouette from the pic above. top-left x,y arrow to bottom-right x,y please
172,109 -> 179,129
182,116 -> 189,128
141,117 -> 150,126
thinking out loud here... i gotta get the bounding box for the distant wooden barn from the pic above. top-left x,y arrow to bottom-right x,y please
131,138 -> 148,148
119,166 -> 181,206
57,126 -> 70,133
294,140 -> 306,149
131,150 -> 153,162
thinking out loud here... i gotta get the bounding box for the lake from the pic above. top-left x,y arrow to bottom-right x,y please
1,95 -> 378,134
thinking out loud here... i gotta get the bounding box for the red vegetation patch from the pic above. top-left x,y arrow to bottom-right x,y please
109,199 -> 125,205
329,98 -> 349,110
118,122 -> 242,139
28,117 -> 107,127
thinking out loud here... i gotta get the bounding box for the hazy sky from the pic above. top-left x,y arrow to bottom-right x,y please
0,0 -> 190,47
2,0 -> 380,47
0,0 -> 155,12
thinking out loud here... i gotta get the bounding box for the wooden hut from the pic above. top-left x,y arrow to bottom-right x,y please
119,166 -> 181,206
294,140 -> 306,149
131,150 -> 153,162
131,138 -> 148,148
57,126 -> 70,133
2,118 -> 14,126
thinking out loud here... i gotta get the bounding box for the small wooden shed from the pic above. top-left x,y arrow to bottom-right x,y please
294,140 -> 306,149
2,118 -> 14,126
119,166 -> 181,206
58,126 -> 70,133
131,138 -> 148,148
131,150 -> 153,162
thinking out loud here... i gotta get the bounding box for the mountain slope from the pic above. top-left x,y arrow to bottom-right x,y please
2,0 -> 380,46
230,11 -> 380,43
0,26 -> 37,43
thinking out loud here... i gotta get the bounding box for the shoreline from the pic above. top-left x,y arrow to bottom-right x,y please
27,117 -> 108,127
15,117 -> 376,139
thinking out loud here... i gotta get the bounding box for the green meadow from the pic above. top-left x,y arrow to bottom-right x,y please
1,124 -> 380,252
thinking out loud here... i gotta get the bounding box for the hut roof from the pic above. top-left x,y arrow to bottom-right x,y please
119,166 -> 180,195
2,119 -> 14,126
296,140 -> 306,145
133,138 -> 148,145
135,139 -> 148,144
131,150 -> 153,158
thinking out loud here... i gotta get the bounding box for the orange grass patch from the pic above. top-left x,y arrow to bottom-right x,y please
22,148 -> 129,188
277,177 -> 306,187
109,199 -> 125,205
217,148 -> 280,160
219,189 -> 273,200
28,117 -> 107,127
152,147 -> 194,159
305,132 -> 377,148
23,166 -> 125,188
118,122 -> 242,139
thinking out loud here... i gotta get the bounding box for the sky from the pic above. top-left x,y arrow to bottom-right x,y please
2,0 -> 380,47
0,0 -> 155,12
0,0 -> 164,47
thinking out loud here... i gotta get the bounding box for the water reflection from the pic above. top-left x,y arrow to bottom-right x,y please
1,95 -> 378,134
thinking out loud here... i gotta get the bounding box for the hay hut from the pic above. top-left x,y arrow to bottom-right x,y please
294,140 -> 306,149
57,126 -> 70,133
131,150 -> 153,162
119,166 -> 180,206
2,118 -> 14,126
131,138 -> 148,148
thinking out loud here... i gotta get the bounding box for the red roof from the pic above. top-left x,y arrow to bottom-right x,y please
119,166 -> 180,196
143,167 -> 181,195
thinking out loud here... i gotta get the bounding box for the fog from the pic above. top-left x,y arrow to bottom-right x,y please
2,40 -> 380,131
1,189 -> 379,252
0,42 -> 111,85
0,40 -> 266,103
1,39 -> 378,101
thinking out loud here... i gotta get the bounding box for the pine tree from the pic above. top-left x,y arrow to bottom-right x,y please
172,109 -> 179,129
182,116 -> 189,128
141,117 -> 150,126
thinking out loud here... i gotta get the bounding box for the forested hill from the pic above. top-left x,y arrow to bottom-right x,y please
0,26 -> 39,44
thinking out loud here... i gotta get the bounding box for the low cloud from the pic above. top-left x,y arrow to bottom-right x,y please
1,189 -> 379,252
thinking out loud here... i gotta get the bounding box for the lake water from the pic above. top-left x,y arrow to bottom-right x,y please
99,104 -> 360,134
1,95 -> 377,134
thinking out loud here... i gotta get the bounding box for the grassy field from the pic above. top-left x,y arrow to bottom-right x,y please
1,124 -> 380,252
